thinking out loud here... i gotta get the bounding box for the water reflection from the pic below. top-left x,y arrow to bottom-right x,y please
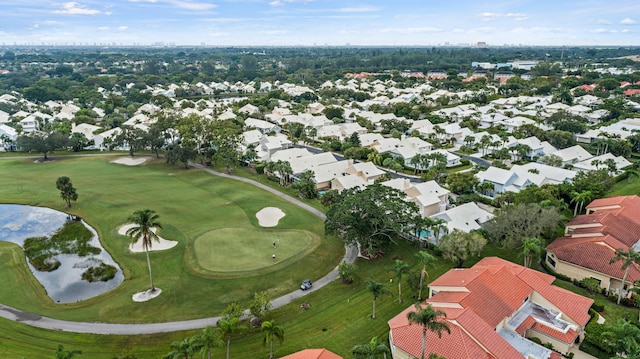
0,204 -> 123,303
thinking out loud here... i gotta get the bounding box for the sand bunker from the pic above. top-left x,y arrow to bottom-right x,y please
118,224 -> 178,252
111,157 -> 147,166
256,207 -> 285,227
132,288 -> 162,302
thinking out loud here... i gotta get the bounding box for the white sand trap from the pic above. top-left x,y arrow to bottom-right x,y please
111,157 -> 147,166
256,207 -> 285,227
132,288 -> 162,302
118,224 -> 178,252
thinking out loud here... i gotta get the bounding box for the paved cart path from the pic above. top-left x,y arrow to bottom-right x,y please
0,161 -> 356,334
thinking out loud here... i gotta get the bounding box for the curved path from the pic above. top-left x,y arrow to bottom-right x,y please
0,160 -> 357,335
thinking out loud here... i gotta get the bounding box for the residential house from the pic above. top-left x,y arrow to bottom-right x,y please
0,124 -> 17,151
429,202 -> 493,242
245,118 -> 281,134
344,161 -> 386,184
280,348 -> 342,359
330,174 -> 367,192
239,103 -> 260,115
19,116 -> 40,133
71,123 -> 101,142
388,257 -> 593,359
0,110 -> 10,124
476,163 -> 576,198
550,145 -> 593,166
404,180 -> 450,217
546,195 -> 640,297
93,127 -> 123,151
312,160 -> 352,190
573,152 -> 631,174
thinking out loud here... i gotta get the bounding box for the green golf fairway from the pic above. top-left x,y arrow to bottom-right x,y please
194,228 -> 317,272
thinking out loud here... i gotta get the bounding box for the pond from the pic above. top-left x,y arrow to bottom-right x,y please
0,204 -> 124,303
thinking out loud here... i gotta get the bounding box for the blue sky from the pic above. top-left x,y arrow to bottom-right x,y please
0,0 -> 639,46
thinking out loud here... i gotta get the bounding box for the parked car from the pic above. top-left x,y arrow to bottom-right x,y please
300,279 -> 312,291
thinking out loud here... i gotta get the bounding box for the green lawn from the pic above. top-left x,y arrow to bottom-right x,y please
0,156 -> 342,323
1,154 -> 633,358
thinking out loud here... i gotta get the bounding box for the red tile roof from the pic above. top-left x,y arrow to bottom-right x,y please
280,349 -> 343,359
390,257 -> 592,359
516,315 -> 536,336
624,89 -> 640,96
531,322 -> 579,344
549,196 -> 640,285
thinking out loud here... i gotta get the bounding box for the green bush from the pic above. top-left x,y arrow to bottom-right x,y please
82,263 -> 117,282
254,163 -> 265,174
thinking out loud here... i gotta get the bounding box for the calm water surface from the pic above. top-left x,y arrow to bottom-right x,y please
0,204 -> 124,303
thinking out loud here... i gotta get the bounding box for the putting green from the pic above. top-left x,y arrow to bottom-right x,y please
193,228 -> 317,272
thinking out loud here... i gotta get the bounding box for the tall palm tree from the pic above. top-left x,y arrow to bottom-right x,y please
126,209 -> 163,291
192,326 -> 224,359
390,259 -> 410,304
164,337 -> 196,359
217,316 -> 247,359
610,248 -> 640,305
522,237 -> 544,268
352,336 -> 391,359
261,320 -> 284,359
570,190 -> 592,216
415,251 -> 436,300
407,304 -> 451,359
365,279 -> 391,319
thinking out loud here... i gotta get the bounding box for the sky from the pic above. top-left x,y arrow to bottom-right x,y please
0,0 -> 639,47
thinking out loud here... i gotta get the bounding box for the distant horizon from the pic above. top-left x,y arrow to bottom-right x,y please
1,1 -> 639,48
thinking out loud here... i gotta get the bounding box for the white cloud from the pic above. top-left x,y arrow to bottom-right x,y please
621,18 -> 636,24
118,26 -> 128,31
477,12 -> 527,21
52,2 -> 101,15
451,28 -> 465,34
260,30 -> 288,35
593,28 -> 617,33
506,13 -> 528,21
339,7 -> 380,13
478,12 -> 500,21
597,19 -> 611,25
170,1 -> 217,11
98,26 -> 109,30
622,29 -> 631,33
269,0 -> 283,6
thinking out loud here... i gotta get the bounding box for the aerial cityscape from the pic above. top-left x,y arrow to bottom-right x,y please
1,1 -> 640,359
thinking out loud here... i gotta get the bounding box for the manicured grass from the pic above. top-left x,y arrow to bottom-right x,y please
0,156 -> 343,323
193,228 -> 316,272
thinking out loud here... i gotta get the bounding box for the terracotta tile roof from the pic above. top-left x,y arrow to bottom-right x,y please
519,269 -> 593,325
515,315 -> 536,336
549,351 -> 563,359
587,195 -> 640,213
566,212 -> 608,226
547,235 -> 640,285
531,322 -> 579,344
279,349 -> 343,359
390,258 -> 592,359
390,307 -> 510,359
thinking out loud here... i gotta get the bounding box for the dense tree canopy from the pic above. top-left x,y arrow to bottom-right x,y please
325,183 -> 420,257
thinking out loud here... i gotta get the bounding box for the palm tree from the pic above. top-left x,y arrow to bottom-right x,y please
610,248 -> 640,305
55,345 -> 82,359
365,279 -> 391,319
521,237 -> 544,268
415,251 -> 436,300
164,337 -> 196,359
126,209 -> 163,292
192,326 -> 224,359
352,336 -> 391,359
407,304 -> 451,359
570,190 -> 592,216
55,176 -> 78,208
261,320 -> 284,359
217,316 -> 247,359
390,259 -> 410,304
